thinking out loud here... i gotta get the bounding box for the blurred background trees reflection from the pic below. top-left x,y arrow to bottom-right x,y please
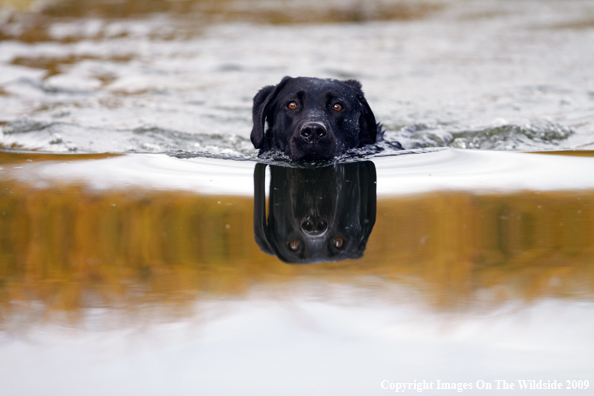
1,165 -> 593,328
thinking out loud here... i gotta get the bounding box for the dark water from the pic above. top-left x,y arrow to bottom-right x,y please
1,0 -> 594,395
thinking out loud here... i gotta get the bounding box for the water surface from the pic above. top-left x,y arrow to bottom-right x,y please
2,149 -> 594,395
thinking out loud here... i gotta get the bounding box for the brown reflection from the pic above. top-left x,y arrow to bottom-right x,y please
11,54 -> 135,80
39,0 -> 442,22
366,192 -> 594,307
253,162 -> 377,264
0,151 -> 119,165
1,0 -> 443,43
529,150 -> 594,158
1,164 -> 594,328
24,0 -> 441,21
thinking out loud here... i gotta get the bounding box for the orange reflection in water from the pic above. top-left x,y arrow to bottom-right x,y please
1,166 -> 594,329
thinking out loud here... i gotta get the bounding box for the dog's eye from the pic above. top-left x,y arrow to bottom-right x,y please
289,241 -> 300,251
332,103 -> 343,111
333,238 -> 344,249
287,101 -> 298,110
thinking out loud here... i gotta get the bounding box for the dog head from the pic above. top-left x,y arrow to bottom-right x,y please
251,76 -> 382,161
253,161 -> 377,264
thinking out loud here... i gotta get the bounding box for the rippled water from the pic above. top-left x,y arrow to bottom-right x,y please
1,0 -> 594,395
1,0 -> 594,157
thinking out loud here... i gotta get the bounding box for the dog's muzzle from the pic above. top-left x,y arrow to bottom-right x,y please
301,215 -> 328,236
299,122 -> 328,143
290,120 -> 336,161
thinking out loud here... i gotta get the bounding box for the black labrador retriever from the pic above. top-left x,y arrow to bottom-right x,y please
251,76 -> 395,160
253,161 -> 377,263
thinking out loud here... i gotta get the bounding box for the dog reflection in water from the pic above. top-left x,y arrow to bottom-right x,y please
253,161 -> 377,264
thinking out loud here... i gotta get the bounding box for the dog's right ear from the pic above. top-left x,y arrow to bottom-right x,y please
251,85 -> 275,148
251,76 -> 292,149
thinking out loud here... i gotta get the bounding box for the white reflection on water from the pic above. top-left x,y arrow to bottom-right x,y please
5,150 -> 594,196
1,297 -> 593,395
374,150 -> 594,195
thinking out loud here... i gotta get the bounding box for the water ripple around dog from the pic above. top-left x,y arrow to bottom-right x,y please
0,117 -> 576,165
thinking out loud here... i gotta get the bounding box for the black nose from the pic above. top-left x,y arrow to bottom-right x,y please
301,216 -> 328,236
300,122 -> 327,142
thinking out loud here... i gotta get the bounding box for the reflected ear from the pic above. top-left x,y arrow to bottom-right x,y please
253,163 -> 274,255
358,161 -> 377,249
251,76 -> 292,149
357,94 -> 379,145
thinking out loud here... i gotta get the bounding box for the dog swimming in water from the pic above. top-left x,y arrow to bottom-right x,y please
251,76 -> 399,160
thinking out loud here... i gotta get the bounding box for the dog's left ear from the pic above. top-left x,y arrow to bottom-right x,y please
342,79 -> 378,145
356,94 -> 379,145
251,76 -> 292,149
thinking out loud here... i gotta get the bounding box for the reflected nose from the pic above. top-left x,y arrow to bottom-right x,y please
301,216 -> 328,236
300,122 -> 327,142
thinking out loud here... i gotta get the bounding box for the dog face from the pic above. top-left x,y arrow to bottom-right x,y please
251,76 -> 382,161
253,161 -> 377,264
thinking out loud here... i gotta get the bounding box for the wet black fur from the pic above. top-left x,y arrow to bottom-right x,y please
251,76 -> 385,161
